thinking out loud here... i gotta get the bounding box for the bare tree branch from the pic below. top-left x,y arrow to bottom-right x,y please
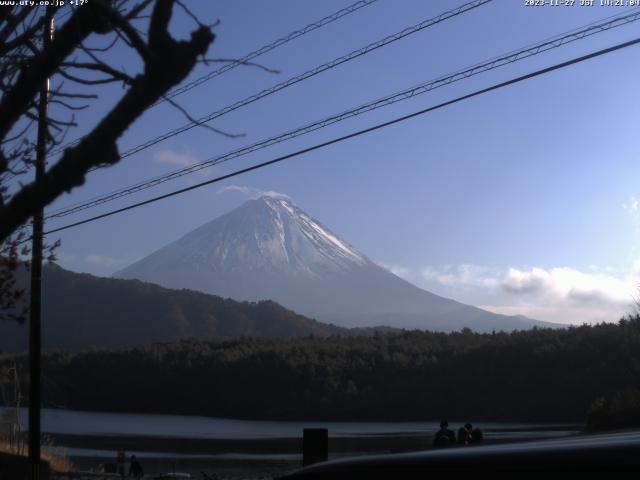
0,2 -> 111,141
197,57 -> 280,74
162,95 -> 244,139
125,0 -> 155,20
0,0 -> 215,242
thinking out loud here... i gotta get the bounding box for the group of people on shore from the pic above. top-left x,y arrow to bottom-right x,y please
115,450 -> 144,478
433,420 -> 483,447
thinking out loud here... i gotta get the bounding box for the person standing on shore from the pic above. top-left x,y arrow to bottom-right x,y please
129,455 -> 144,478
458,423 -> 473,444
116,450 -> 125,478
472,426 -> 484,443
433,420 -> 456,447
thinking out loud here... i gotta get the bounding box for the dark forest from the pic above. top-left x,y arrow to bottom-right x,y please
3,318 -> 640,428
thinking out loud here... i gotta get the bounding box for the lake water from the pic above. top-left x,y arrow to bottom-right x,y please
1,408 -> 582,477
4,407 -> 579,440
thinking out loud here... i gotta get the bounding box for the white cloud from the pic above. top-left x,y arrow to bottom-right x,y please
153,149 -> 199,167
623,195 -> 639,212
421,264 -> 500,289
501,267 -> 548,295
378,262 -> 411,278
217,185 -> 289,200
415,263 -> 638,324
85,254 -> 130,268
486,265 -> 638,324
623,194 -> 640,261
152,149 -> 213,179
501,266 -> 634,307
479,304 -> 624,325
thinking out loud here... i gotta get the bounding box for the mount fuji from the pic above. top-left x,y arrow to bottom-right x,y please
115,196 -> 554,332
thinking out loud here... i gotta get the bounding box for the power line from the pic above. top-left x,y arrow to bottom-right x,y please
46,7 -> 639,218
45,0 -> 493,214
98,0 -> 493,160
45,8 -> 640,220
159,0 -> 380,103
49,0 -> 380,155
41,36 -> 640,238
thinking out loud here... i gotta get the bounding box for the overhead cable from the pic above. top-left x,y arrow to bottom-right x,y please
49,0 -> 381,155
45,8 -> 640,220
81,0 -> 493,161
41,35 -> 640,237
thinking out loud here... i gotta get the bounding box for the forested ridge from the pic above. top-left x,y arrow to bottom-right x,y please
2,318 -> 640,425
0,264 -> 347,352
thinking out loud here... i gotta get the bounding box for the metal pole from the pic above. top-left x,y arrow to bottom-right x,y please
303,428 -> 328,466
29,9 -> 53,480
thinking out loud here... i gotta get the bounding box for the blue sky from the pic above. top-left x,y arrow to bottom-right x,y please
34,0 -> 640,324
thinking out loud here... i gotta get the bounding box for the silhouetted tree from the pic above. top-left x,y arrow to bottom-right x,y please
0,0 -> 216,321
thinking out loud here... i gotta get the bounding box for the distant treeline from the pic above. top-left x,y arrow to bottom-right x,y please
2,318 -> 640,424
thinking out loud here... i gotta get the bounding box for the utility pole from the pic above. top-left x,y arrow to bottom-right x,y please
29,8 -> 53,480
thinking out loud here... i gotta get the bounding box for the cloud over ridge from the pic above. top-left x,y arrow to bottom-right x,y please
217,185 -> 290,200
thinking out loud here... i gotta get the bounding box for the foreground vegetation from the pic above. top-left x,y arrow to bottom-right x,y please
2,317 -> 640,424
0,407 -> 73,473
586,388 -> 640,431
0,440 -> 72,474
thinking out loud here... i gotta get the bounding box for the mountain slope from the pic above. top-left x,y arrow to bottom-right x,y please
116,196 -> 555,332
0,264 -> 346,352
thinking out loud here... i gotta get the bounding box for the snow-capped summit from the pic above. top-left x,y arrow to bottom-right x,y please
116,196 -> 554,332
122,196 -> 367,279
211,195 -> 368,274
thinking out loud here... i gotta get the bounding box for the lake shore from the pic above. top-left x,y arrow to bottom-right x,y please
50,422 -> 581,455
48,424 -> 582,479
0,408 -> 581,479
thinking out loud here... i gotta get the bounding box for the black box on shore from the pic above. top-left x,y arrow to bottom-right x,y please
303,428 -> 328,467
